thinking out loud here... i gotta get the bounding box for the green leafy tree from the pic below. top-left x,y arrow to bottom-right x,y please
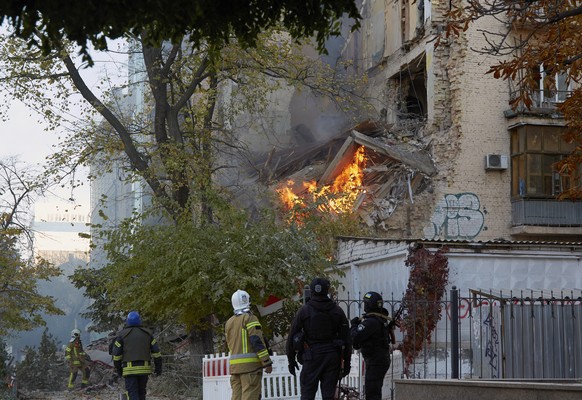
0,158 -> 63,335
0,28 -> 372,354
15,328 -> 66,391
73,209 -> 337,331
0,0 -> 361,63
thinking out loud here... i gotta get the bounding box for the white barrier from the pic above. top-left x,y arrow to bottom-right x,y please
203,352 -> 362,399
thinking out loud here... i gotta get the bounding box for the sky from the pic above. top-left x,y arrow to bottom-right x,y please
0,40 -> 128,209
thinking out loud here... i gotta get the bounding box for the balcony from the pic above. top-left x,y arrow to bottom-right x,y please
507,85 -> 572,116
512,199 -> 582,236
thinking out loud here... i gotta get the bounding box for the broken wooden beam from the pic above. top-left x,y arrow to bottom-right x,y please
351,130 -> 436,176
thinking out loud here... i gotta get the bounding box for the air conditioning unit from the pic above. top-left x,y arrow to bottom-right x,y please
485,154 -> 508,170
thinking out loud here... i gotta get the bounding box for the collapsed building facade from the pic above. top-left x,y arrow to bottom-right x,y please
341,0 -> 580,241
223,0 -> 582,303
327,0 -> 582,290
240,0 -> 581,244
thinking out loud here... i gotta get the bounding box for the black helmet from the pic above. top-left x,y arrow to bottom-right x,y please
310,278 -> 330,297
363,291 -> 383,312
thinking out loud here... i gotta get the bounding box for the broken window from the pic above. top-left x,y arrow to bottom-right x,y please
392,57 -> 427,120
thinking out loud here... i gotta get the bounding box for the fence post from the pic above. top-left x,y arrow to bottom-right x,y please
451,286 -> 459,379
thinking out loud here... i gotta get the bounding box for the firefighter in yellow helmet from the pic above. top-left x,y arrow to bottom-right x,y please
65,328 -> 90,389
225,290 -> 273,400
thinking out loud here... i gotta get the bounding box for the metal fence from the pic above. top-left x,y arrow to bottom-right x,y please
337,288 -> 582,399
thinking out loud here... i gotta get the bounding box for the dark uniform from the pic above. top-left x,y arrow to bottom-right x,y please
286,278 -> 352,400
112,311 -> 162,400
350,292 -> 396,400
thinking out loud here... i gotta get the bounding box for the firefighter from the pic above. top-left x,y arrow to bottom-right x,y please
350,291 -> 396,400
286,278 -> 352,400
65,328 -> 90,389
226,289 -> 273,400
112,311 -> 162,400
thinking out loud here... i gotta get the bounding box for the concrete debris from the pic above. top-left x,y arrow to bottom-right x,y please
258,120 -> 433,229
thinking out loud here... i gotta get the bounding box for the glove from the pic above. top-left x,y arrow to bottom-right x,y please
114,361 -> 123,377
154,366 -> 162,376
350,317 -> 360,327
288,360 -> 299,377
342,363 -> 351,378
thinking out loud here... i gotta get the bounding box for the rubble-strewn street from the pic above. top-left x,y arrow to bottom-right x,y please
18,386 -> 197,400
18,390 -> 175,400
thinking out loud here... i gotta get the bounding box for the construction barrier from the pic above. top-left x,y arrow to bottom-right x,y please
203,352 -> 362,399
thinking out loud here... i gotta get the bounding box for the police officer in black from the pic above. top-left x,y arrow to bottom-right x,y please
286,278 -> 352,400
350,291 -> 396,400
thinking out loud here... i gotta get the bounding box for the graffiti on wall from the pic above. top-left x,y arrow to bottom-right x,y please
483,311 -> 500,378
424,193 -> 485,240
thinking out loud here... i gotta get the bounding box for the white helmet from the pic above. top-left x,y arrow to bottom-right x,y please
231,290 -> 251,314
69,328 -> 81,342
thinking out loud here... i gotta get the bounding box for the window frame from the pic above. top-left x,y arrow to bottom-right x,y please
510,125 -> 574,199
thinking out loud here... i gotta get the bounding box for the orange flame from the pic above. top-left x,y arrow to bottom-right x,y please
277,146 -> 367,214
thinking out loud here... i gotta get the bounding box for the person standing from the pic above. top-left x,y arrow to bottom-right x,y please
111,311 -> 162,400
65,328 -> 90,389
350,291 -> 396,400
286,278 -> 352,400
226,289 -> 273,400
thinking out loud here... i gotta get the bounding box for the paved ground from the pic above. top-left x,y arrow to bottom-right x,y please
18,383 -> 198,400
19,389 -> 196,399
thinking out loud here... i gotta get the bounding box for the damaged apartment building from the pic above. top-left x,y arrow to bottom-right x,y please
325,0 -> 582,298
229,0 -> 582,299
88,0 -> 582,295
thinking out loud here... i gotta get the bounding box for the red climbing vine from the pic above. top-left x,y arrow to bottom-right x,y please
399,245 -> 449,373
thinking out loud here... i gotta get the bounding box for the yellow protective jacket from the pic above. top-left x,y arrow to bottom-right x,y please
225,312 -> 272,374
65,339 -> 88,368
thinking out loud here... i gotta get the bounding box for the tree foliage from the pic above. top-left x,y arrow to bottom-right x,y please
443,0 -> 582,197
15,328 -> 66,391
400,246 -> 449,373
72,208 -> 336,332
0,28 -> 372,346
16,31 -> 369,224
0,0 -> 361,63
0,337 -> 9,381
0,158 -> 63,335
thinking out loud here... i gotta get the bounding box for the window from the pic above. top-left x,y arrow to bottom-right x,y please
511,125 -> 576,198
531,65 -> 571,107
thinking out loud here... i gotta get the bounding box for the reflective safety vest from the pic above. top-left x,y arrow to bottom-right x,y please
65,339 -> 88,366
225,312 -> 272,374
112,326 -> 162,376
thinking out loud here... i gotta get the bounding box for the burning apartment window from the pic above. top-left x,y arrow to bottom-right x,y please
510,125 -> 576,198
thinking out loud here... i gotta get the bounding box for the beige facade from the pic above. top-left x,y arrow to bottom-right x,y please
32,201 -> 90,264
338,0 -> 581,241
